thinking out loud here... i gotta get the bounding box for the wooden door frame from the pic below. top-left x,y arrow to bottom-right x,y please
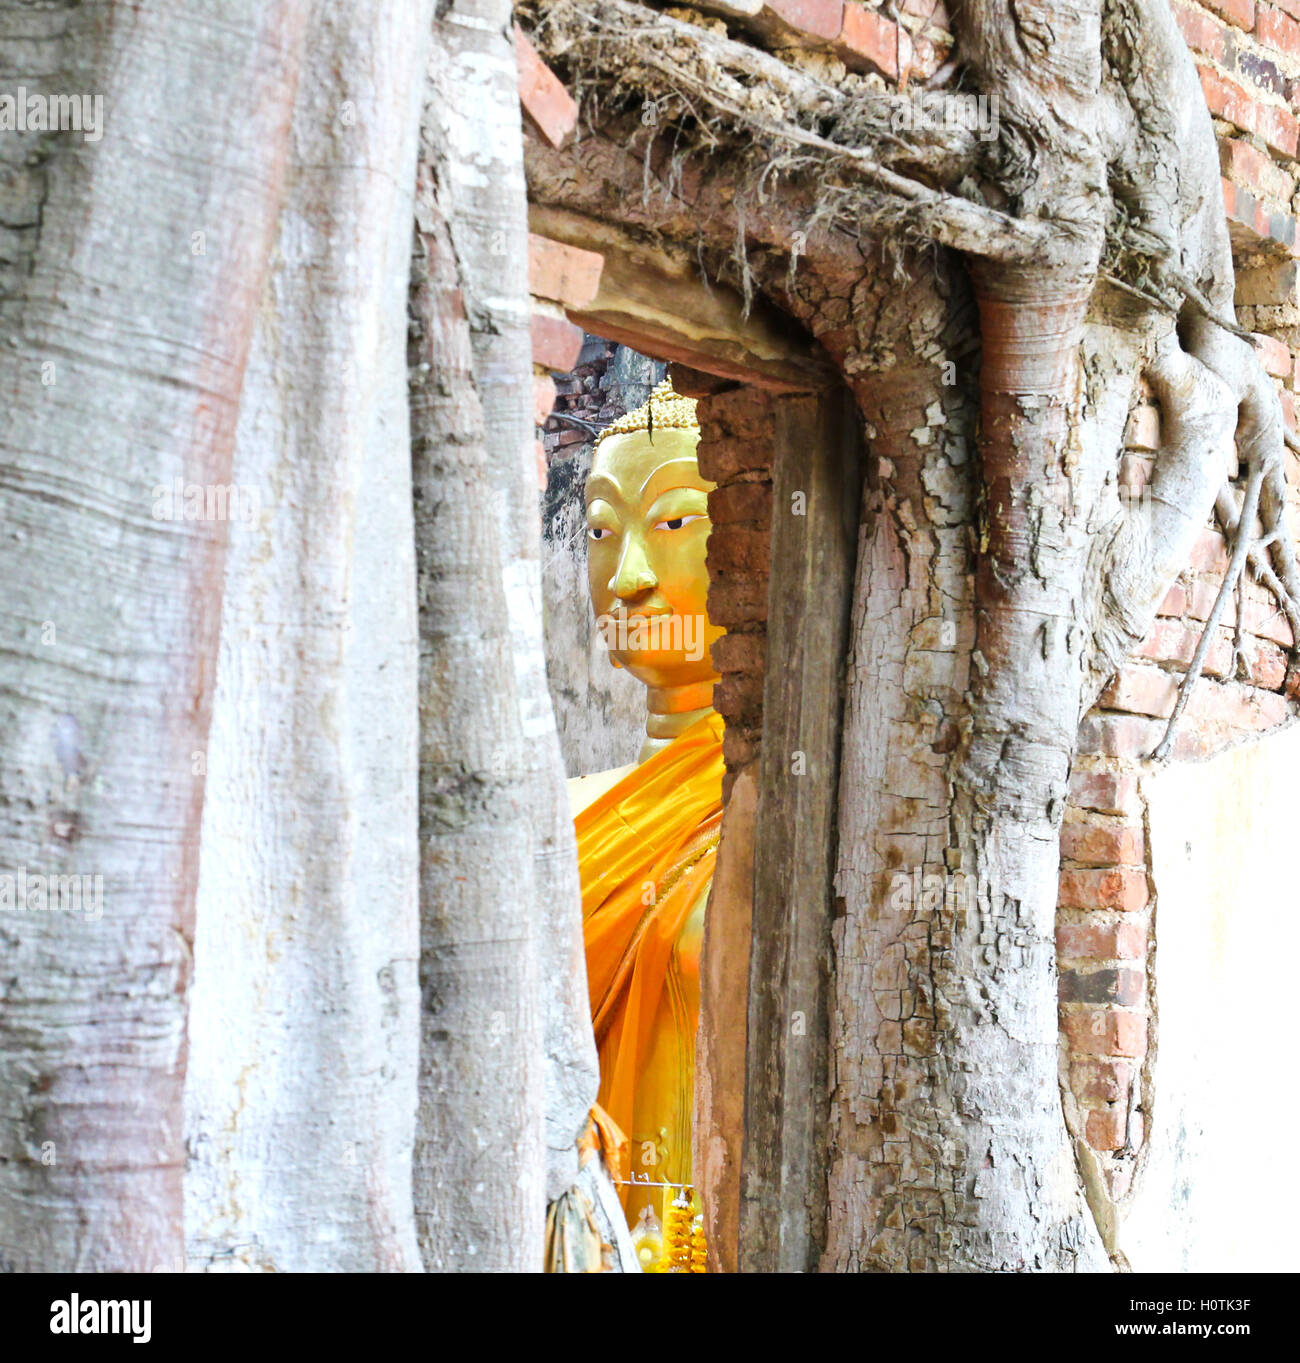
530,203 -> 865,1271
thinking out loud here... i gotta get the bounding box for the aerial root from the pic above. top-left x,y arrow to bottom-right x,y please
1153,449 -> 1300,760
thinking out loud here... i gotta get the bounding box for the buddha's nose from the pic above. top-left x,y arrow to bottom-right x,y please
611,534 -> 657,598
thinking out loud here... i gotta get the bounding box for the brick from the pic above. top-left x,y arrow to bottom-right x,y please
528,234 -> 603,310
706,522 -> 772,573
1236,257 -> 1299,306
1240,48 -> 1288,98
708,480 -> 773,525
711,630 -> 767,675
1186,576 -> 1238,623
1249,638 -> 1289,687
1067,768 -> 1138,815
1271,0 -> 1300,17
1207,0 -> 1256,26
1134,618 -> 1232,676
764,0 -> 845,41
1175,2 -> 1231,58
1057,919 -> 1147,961
1188,677 -> 1290,731
1221,138 -> 1287,201
1222,177 -> 1300,255
535,437 -> 546,490
1254,331 -> 1293,377
530,313 -> 584,372
514,25 -> 577,150
1061,1008 -> 1148,1058
532,373 -> 556,428
1102,664 -> 1179,719
1071,1059 -> 1134,1106
1058,866 -> 1149,913
698,441 -> 773,482
713,672 -> 764,725
1158,580 -> 1190,616
1242,593 -> 1295,645
1060,818 -> 1146,866
1075,712 -> 1166,759
1059,967 -> 1145,1006
1189,527 -> 1231,574
838,2 -> 906,78
698,388 -> 777,441
1085,1108 -> 1131,1151
1200,66 -> 1298,158
708,574 -> 771,626
722,724 -> 760,772
1259,2 -> 1300,55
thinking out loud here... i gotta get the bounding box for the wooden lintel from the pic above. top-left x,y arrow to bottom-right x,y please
528,203 -> 835,393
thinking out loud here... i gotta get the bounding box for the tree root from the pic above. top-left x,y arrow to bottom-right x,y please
1152,344 -> 1300,759
1152,460 -> 1263,760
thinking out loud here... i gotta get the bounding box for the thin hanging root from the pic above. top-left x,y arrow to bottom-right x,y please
1220,479 -> 1300,655
1250,451 -> 1300,693
1153,460 -> 1266,761
1231,568 -> 1247,680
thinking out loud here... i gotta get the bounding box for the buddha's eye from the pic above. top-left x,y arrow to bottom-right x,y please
588,526 -> 613,541
653,513 -> 705,532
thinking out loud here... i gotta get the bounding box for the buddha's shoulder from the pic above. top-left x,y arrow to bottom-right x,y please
567,763 -> 638,817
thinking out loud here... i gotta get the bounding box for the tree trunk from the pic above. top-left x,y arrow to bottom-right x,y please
411,0 -> 619,1272
410,14 -> 545,1271
824,265 -> 1112,1270
0,0 -> 303,1271
432,0 -> 602,1208
184,0 -> 433,1271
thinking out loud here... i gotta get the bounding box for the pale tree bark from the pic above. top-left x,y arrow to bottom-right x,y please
411,22 -> 546,1271
184,0 -> 433,1271
412,0 -> 624,1272
522,0 -> 1299,1269
432,0 -> 603,1207
0,1 -> 305,1271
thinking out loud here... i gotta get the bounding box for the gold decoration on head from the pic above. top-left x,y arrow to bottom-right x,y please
594,378 -> 699,448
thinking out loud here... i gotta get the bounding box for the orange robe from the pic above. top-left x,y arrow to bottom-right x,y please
576,712 -> 724,1220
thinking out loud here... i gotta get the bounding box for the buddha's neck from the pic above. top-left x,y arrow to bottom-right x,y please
637,678 -> 719,763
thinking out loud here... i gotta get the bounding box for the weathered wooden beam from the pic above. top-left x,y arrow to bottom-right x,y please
527,203 -> 835,393
739,385 -> 864,1272
694,762 -> 759,1274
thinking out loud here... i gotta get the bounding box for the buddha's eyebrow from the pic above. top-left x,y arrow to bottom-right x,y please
584,474 -> 620,507
638,457 -> 700,498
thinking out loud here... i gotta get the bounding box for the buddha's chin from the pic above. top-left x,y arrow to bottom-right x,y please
617,657 -> 717,693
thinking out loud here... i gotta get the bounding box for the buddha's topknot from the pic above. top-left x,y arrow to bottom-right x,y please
594,378 -> 699,448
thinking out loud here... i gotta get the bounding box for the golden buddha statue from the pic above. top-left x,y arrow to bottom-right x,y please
567,379 -> 725,1264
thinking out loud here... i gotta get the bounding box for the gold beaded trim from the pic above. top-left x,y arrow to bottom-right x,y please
594,378 -> 699,447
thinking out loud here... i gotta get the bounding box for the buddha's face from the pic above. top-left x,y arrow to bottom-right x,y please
585,425 -> 724,690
